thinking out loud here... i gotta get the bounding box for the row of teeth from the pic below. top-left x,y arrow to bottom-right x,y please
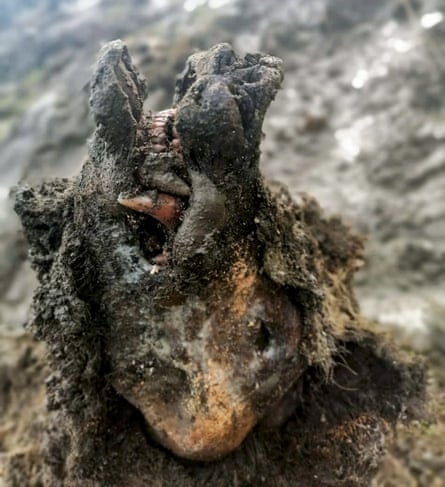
118,109 -> 186,266
150,109 -> 182,156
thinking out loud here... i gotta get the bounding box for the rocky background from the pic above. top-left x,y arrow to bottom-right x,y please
0,0 -> 444,484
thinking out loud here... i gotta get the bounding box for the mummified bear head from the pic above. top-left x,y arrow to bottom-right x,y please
14,41 -> 424,485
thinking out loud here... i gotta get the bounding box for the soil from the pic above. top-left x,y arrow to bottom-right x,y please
0,333 -> 46,486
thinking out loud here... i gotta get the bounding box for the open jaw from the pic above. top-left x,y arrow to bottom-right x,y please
111,106 -> 303,461
117,109 -> 187,266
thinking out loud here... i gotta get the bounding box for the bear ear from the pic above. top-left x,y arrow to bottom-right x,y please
174,44 -> 283,160
14,179 -> 74,278
89,40 -> 147,158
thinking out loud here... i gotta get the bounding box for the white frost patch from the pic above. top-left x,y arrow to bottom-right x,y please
64,0 -> 101,13
0,187 -> 10,220
183,0 -> 207,11
0,187 -> 9,200
360,295 -> 434,353
263,344 -> 277,361
351,63 -> 388,90
351,69 -> 370,89
114,244 -> 152,283
151,0 -> 170,7
379,306 -> 425,330
184,0 -> 232,11
421,11 -> 444,29
334,129 -> 360,162
387,38 -> 414,53
381,20 -> 398,37
208,0 -> 233,8
378,305 -> 431,352
75,0 -> 101,11
334,115 -> 375,163
284,88 -> 297,100
374,64 -> 389,78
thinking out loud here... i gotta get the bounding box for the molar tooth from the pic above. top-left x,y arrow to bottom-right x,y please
154,109 -> 176,122
159,108 -> 176,117
151,136 -> 166,145
171,139 -> 181,151
151,127 -> 166,137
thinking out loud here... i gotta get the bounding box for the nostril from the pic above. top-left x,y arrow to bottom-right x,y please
255,321 -> 272,352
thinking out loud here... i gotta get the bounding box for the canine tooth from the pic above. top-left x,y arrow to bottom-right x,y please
118,193 -> 181,229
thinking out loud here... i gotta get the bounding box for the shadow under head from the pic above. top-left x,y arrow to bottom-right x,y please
14,41 -> 424,486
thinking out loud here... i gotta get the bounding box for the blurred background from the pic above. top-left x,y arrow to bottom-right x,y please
0,0 -> 444,483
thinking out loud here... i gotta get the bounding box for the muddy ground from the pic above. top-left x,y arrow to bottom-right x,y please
0,0 -> 444,485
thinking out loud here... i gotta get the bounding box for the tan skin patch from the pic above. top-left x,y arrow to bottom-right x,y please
121,257 -> 261,461
118,252 -> 302,461
131,358 -> 255,461
227,256 -> 257,319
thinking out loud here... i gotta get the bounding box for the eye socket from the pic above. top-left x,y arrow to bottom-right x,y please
255,320 -> 272,352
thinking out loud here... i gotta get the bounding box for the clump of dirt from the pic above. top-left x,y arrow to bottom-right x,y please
8,42 -> 425,486
0,333 -> 46,486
